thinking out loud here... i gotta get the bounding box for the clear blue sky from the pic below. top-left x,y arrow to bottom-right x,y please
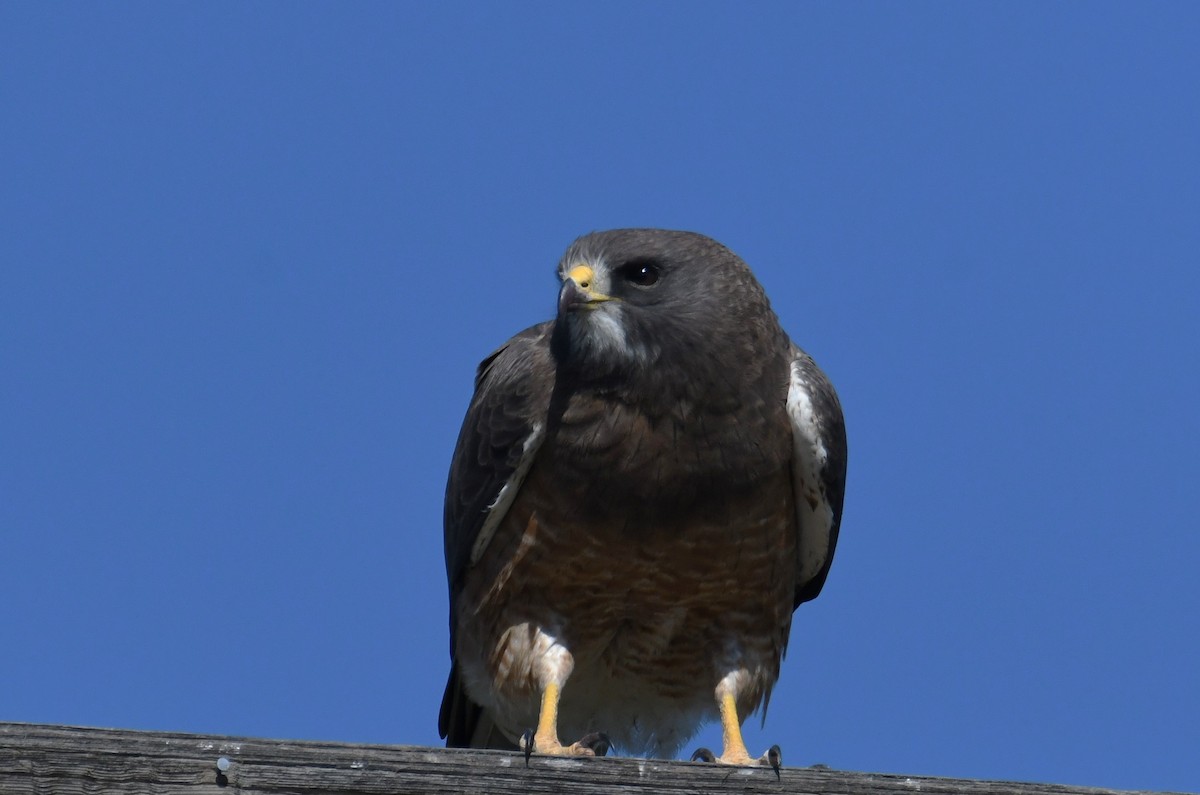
2,3 -> 1196,792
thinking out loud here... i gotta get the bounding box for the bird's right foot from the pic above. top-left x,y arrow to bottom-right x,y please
519,729 -> 610,762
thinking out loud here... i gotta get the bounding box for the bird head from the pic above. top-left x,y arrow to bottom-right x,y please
550,229 -> 785,403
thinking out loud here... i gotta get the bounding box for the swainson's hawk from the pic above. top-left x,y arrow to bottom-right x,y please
438,229 -> 847,767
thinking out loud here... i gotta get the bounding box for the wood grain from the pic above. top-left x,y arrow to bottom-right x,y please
0,722 -> 1186,795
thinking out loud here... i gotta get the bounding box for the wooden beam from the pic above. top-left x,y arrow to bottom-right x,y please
0,722 -> 1185,795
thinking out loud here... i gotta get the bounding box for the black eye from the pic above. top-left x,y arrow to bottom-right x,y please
619,260 -> 661,287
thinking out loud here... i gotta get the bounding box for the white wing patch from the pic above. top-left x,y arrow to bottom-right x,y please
470,421 -> 546,566
787,361 -> 835,587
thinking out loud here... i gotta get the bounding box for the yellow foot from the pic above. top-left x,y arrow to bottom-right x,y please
520,730 -> 610,765
691,744 -> 782,778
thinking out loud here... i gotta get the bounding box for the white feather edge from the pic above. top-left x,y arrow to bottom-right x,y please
786,360 -> 835,586
469,421 -> 546,566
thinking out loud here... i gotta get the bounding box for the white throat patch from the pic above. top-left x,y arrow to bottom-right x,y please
571,302 -> 635,360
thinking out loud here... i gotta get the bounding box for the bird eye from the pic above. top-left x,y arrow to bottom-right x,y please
619,260 -> 661,287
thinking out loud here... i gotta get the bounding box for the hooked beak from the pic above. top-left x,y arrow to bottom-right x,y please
558,264 -> 615,315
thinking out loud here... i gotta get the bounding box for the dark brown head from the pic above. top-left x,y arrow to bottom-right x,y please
550,228 -> 788,410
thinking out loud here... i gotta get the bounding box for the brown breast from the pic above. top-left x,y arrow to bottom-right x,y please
456,447 -> 797,709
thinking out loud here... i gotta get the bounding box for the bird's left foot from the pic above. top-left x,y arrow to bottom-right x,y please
691,744 -> 782,779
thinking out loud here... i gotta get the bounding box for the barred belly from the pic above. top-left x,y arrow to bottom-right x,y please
453,459 -> 798,757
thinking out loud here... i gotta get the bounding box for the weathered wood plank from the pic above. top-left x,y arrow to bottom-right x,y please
0,722 -> 1187,795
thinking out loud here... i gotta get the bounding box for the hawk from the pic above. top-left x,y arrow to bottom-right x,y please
438,229 -> 847,767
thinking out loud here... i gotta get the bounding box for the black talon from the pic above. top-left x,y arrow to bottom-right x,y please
690,747 -> 716,763
578,732 -> 611,757
766,744 -> 782,780
520,729 -> 534,767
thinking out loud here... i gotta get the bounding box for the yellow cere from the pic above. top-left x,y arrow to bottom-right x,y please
566,264 -> 595,289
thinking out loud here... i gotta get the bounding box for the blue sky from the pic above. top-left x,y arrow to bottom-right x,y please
2,3 -> 1197,792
